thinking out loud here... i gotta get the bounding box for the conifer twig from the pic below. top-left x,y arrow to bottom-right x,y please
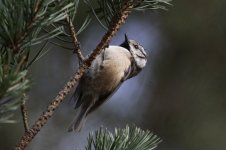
15,0 -> 135,149
21,94 -> 29,132
11,0 -> 41,54
66,15 -> 85,62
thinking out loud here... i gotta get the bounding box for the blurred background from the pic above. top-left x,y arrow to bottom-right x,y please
1,0 -> 226,150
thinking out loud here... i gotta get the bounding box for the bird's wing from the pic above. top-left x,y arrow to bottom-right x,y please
72,50 -> 106,109
87,65 -> 132,114
87,83 -> 121,114
72,81 -> 82,109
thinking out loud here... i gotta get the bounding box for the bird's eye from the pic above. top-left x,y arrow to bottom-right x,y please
133,44 -> 139,49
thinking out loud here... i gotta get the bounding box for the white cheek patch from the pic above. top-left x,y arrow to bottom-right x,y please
134,55 -> 147,69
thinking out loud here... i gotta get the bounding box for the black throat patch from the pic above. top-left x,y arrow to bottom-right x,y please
120,41 -> 130,51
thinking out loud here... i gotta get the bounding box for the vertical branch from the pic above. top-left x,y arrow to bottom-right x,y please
66,16 -> 85,62
15,0 -> 135,150
21,94 -> 29,132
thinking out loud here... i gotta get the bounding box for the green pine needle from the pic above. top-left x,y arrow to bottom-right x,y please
0,0 -> 82,124
86,0 -> 172,29
0,58 -> 29,123
85,125 -> 162,150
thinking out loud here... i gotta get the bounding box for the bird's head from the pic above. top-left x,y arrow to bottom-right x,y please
120,34 -> 147,69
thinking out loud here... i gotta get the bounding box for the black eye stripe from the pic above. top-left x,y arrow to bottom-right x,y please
136,54 -> 146,59
140,49 -> 146,57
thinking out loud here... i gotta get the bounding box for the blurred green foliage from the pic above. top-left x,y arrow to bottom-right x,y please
0,0 -> 76,123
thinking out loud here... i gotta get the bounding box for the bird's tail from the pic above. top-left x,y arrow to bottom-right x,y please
68,107 -> 87,132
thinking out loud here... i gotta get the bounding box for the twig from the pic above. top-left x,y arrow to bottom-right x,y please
21,94 -> 29,132
66,15 -> 85,62
15,0 -> 134,150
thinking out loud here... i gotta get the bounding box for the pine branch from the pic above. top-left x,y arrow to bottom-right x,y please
21,94 -> 29,132
85,125 -> 162,150
87,0 -> 172,29
49,11 -> 91,61
0,0 -> 75,53
15,0 -> 135,149
66,15 -> 85,62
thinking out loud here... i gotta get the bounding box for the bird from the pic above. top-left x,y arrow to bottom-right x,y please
68,34 -> 147,132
